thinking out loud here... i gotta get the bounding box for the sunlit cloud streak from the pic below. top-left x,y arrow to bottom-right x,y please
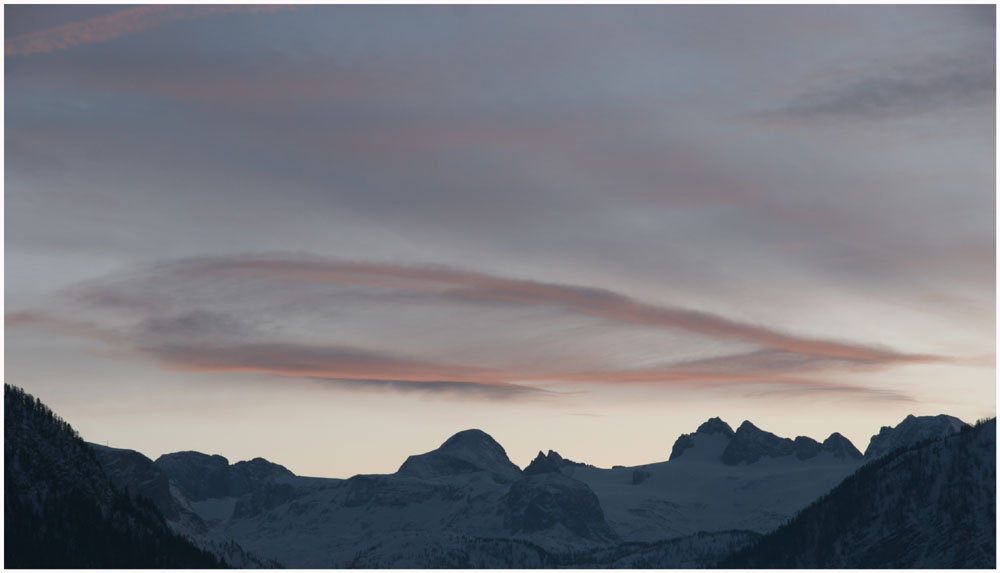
7,301 -> 918,404
140,340 -> 913,403
6,5 -> 294,56
167,254 -> 946,364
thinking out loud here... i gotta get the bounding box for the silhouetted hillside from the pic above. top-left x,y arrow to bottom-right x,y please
4,384 -> 225,568
720,418 -> 996,568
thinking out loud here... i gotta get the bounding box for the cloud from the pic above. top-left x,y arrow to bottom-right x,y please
744,383 -> 916,403
5,310 -> 124,345
310,378 -> 551,401
167,253 -> 944,364
6,254 -> 944,403
5,5 -> 294,56
142,341 -> 498,383
137,335 -> 908,401
658,349 -> 884,375
762,56 -> 994,121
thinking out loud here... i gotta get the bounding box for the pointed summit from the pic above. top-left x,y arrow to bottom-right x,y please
822,432 -> 863,460
524,451 -> 561,475
523,449 -> 586,475
397,429 -> 522,482
669,418 -> 736,461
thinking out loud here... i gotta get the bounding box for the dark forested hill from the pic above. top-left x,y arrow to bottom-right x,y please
720,418 -> 996,568
4,384 -> 225,568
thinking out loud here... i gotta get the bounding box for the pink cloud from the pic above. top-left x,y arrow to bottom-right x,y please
175,254 -> 945,365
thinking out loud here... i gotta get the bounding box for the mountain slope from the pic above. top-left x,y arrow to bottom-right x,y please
91,443 -> 284,567
4,384 -> 224,568
720,418 -> 996,568
200,430 -> 614,567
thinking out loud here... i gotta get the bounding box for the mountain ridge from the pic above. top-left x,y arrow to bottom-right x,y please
8,382 -> 985,569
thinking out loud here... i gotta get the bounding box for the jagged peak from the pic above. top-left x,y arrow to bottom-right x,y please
523,449 -> 586,474
524,451 -> 561,475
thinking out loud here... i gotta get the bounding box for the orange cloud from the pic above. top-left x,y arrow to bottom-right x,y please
6,5 -> 294,56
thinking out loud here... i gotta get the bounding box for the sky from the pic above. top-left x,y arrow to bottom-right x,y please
4,4 -> 996,479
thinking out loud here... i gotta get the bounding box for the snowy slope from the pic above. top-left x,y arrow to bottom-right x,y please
722,419 -> 996,568
142,420 -> 864,566
195,434 -> 615,567
864,414 -> 969,459
561,418 -> 864,541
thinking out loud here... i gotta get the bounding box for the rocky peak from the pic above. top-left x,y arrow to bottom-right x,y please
524,451 -> 562,475
722,421 -> 795,465
523,450 -> 586,475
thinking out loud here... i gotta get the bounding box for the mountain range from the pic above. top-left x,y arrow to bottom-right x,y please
4,383 -> 994,568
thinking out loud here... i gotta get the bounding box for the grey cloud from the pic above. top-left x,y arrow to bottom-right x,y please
310,377 -> 551,401
744,383 -> 917,404
138,310 -> 252,341
664,349 -> 883,375
766,56 -> 994,121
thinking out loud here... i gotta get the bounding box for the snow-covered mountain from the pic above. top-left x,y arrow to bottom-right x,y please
722,419 -> 996,568
558,417 -> 865,542
17,383 -> 987,569
84,418 -> 870,566
864,414 -> 969,459
670,417 -> 862,464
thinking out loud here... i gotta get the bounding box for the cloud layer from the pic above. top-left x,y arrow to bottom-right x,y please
7,254 -> 949,403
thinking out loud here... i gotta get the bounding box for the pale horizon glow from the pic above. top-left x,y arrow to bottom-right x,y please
4,4 -> 995,479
